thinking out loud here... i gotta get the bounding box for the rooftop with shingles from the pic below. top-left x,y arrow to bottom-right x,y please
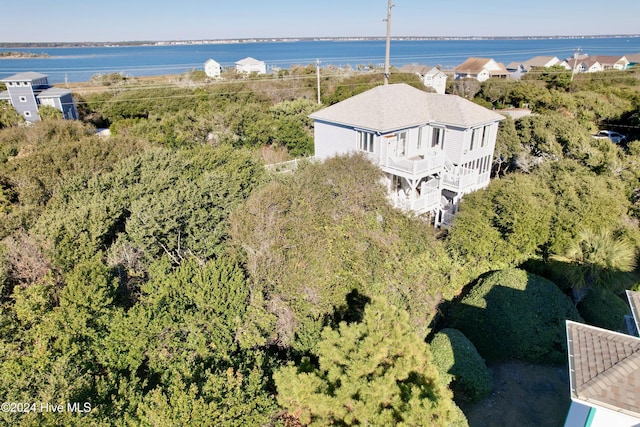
567,320 -> 640,418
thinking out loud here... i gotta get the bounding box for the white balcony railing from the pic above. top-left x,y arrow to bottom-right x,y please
411,185 -> 441,212
391,180 -> 441,214
442,166 -> 479,191
382,150 -> 445,177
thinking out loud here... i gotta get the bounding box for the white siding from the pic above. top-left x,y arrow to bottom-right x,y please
443,128 -> 465,164
313,122 -> 357,160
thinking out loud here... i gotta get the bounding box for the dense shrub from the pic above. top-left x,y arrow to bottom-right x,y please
577,289 -> 630,331
430,328 -> 492,402
449,268 -> 582,364
230,154 -> 460,351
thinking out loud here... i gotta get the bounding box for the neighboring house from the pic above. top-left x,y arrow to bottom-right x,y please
589,55 -> 629,70
0,72 -> 78,122
399,64 -> 447,94
626,53 -> 640,67
310,83 -> 504,225
235,57 -> 266,74
453,57 -> 509,81
204,58 -> 222,78
564,290 -> 640,427
567,57 -> 604,74
37,87 -> 78,120
506,56 -> 570,78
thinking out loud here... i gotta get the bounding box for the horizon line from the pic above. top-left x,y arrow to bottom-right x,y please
1,34 -> 640,46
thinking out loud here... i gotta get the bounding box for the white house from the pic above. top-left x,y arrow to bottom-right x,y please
564,291 -> 640,427
589,55 -> 630,71
204,58 -> 222,78
235,57 -> 266,75
506,56 -> 571,79
567,57 -> 604,74
310,83 -> 504,225
453,57 -> 509,82
399,65 -> 447,94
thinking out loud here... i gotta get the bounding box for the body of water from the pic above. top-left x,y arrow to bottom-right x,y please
1,37 -> 639,84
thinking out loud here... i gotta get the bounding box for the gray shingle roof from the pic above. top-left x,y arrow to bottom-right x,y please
37,87 -> 72,98
309,83 -> 504,133
566,320 -> 640,418
1,72 -> 49,82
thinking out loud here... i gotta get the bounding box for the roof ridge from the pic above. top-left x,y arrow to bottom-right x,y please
578,351 -> 640,418
579,350 -> 640,395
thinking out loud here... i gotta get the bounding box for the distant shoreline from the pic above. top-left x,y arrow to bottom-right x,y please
1,34 -> 639,49
0,51 -> 50,58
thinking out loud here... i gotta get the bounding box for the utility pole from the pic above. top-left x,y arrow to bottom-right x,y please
383,0 -> 394,85
571,47 -> 581,82
316,58 -> 321,104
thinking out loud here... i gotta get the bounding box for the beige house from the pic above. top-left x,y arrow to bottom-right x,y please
564,290 -> 640,427
310,83 -> 504,225
399,65 -> 447,94
589,55 -> 630,70
453,57 -> 509,82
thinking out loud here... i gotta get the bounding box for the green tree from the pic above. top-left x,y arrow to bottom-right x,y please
38,105 -> 63,121
231,154 -> 458,350
449,268 -> 582,364
523,65 -> 572,91
449,78 -> 481,100
0,104 -> 23,128
429,328 -> 492,402
274,298 -> 465,426
553,229 -> 637,303
446,173 -> 555,272
493,115 -> 521,176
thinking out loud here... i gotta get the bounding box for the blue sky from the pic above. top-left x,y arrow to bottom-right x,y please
3,0 -> 639,42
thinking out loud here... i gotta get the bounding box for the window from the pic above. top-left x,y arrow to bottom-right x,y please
431,127 -> 443,148
19,96 -> 27,102
417,127 -> 423,150
357,131 -> 374,153
481,125 -> 490,147
397,131 -> 407,157
470,128 -> 481,151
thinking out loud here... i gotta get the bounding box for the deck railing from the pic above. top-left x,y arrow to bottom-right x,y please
382,150 -> 445,176
442,166 -> 478,191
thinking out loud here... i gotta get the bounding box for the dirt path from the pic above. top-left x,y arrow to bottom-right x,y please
459,361 -> 571,427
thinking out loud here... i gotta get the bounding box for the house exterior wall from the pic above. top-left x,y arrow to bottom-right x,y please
236,61 -> 267,74
442,127 -> 465,164
424,71 -> 447,94
204,60 -> 222,78
5,82 -> 40,121
314,121 -> 359,160
58,93 -> 78,120
477,69 -> 491,82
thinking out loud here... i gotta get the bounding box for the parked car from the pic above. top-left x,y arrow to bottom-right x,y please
593,130 -> 627,144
